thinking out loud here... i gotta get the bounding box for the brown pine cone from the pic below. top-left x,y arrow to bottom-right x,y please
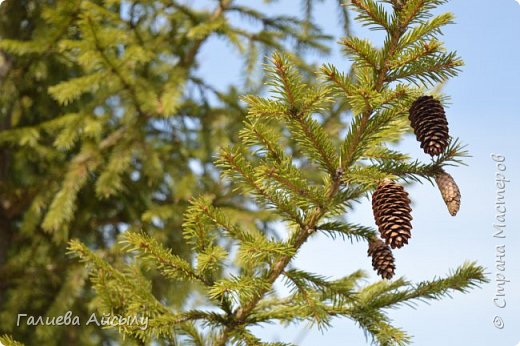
409,96 -> 450,156
368,238 -> 396,280
372,179 -> 413,249
435,170 -> 461,216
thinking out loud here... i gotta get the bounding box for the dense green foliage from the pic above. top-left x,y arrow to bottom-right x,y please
0,0 -> 345,344
0,0 -> 486,345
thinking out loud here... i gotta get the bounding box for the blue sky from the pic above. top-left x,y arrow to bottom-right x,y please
196,0 -> 520,345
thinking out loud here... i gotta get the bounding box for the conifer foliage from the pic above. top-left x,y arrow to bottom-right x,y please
68,1 -> 486,345
2,0 -> 486,345
0,0 -> 346,344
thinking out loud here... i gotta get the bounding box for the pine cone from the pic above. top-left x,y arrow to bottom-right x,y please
435,170 -> 461,216
372,179 -> 412,249
409,96 -> 450,156
368,238 -> 395,280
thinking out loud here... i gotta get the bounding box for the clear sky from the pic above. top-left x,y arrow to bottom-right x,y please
196,0 -> 520,345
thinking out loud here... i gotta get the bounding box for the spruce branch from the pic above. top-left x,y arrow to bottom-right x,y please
85,16 -> 146,117
265,169 -> 324,207
341,37 -> 381,69
67,240 -> 170,315
368,138 -> 468,185
0,0 -> 81,59
283,268 -> 361,309
214,149 -> 346,346
366,262 -> 488,310
341,106 -> 405,171
179,0 -> 233,68
351,0 -> 392,31
121,232 -> 209,285
177,321 -> 208,346
0,335 -> 25,346
317,221 -> 377,242
41,145 -> 96,238
283,272 -> 332,329
240,122 -> 329,208
67,240 -> 212,341
240,121 -> 287,163
386,51 -> 463,85
217,147 -> 306,226
320,64 -> 355,98
399,0 -> 450,28
314,262 -> 487,345
339,7 -> 408,173
397,12 -> 454,49
389,39 -> 443,69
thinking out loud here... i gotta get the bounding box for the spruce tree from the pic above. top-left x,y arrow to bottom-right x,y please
1,0 -> 487,345
0,0 -> 342,344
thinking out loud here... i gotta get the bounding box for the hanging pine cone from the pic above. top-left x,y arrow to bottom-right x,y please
409,95 -> 450,156
435,170 -> 461,216
372,179 -> 412,249
368,238 -> 395,280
